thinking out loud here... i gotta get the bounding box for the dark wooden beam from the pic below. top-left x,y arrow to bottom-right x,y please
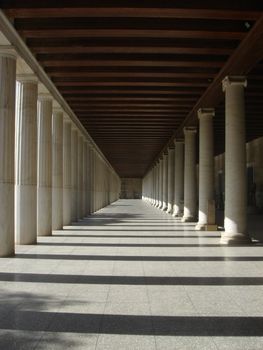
41,60 -> 224,68
19,29 -> 246,40
31,46 -> 234,55
5,8 -> 260,20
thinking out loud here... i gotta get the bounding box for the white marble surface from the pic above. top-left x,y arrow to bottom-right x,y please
0,199 -> 263,349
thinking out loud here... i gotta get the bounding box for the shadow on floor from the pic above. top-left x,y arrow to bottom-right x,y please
37,242 -> 228,248
1,310 -> 263,336
1,272 -> 263,286
15,254 -> 263,261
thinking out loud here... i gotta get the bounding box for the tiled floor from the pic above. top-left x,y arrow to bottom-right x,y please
0,199 -> 263,349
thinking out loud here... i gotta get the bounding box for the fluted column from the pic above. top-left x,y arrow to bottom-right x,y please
162,152 -> 168,211
86,142 -> 91,215
196,108 -> 216,231
173,140 -> 184,217
71,127 -> 78,221
37,93 -> 53,236
83,141 -> 88,217
158,158 -> 163,208
167,147 -> 175,213
63,120 -> 71,225
15,74 -> 38,245
77,134 -> 84,220
90,147 -> 95,213
0,47 -> 17,256
52,107 -> 63,230
154,162 -> 159,207
151,166 -> 156,205
221,76 -> 250,244
182,127 -> 197,222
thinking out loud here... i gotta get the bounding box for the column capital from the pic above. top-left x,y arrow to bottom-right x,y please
0,45 -> 17,60
183,126 -> 197,135
71,123 -> 79,131
174,138 -> 184,145
198,108 -> 215,119
53,106 -> 64,115
168,140 -> 175,149
222,76 -> 247,92
38,92 -> 53,102
17,73 -> 38,84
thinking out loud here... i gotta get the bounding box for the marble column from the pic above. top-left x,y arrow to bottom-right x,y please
83,141 -> 88,217
167,147 -> 175,213
52,107 -> 63,230
37,93 -> 53,236
63,120 -> 71,226
77,134 -> 84,220
196,108 -> 216,231
173,140 -> 184,217
151,166 -> 156,205
0,47 -> 17,256
221,76 -> 250,244
86,142 -> 91,215
71,127 -> 78,222
90,147 -> 95,213
182,127 -> 197,222
158,158 -> 163,208
162,152 -> 168,211
15,74 -> 38,245
154,162 -> 159,207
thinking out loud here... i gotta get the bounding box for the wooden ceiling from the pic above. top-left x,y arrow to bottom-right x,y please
2,1 -> 263,177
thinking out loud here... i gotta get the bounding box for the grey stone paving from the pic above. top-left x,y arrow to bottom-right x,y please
0,199 -> 263,349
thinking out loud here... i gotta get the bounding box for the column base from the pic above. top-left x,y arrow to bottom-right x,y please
195,223 -> 218,231
195,223 -> 206,231
161,206 -> 168,211
220,232 -> 252,245
181,216 -> 196,223
172,212 -> 183,218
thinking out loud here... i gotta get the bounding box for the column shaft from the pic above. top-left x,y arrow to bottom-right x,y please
221,76 -> 250,244
71,128 -> 78,221
77,135 -> 84,220
158,159 -> 163,208
173,141 -> 184,217
0,48 -> 16,256
162,153 -> 168,211
52,108 -> 63,230
182,128 -> 197,222
15,75 -> 38,244
37,95 -> 53,236
167,148 -> 175,213
63,120 -> 71,225
196,108 -> 216,230
83,141 -> 88,216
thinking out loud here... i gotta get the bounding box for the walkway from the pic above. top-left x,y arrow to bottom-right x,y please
0,199 -> 263,349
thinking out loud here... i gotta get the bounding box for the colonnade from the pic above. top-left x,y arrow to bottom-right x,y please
143,76 -> 250,245
0,46 -> 120,257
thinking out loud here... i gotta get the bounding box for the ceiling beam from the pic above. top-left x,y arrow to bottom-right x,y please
31,46 -> 234,55
5,8 -> 260,20
18,29 -> 246,40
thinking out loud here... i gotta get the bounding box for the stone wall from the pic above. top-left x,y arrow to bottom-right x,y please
120,178 -> 142,199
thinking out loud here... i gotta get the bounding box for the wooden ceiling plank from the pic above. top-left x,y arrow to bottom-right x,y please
49,72 -> 217,78
41,60 -> 224,68
19,29 -> 246,40
55,81 -> 211,87
5,8 -> 260,20
31,46 -> 233,55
